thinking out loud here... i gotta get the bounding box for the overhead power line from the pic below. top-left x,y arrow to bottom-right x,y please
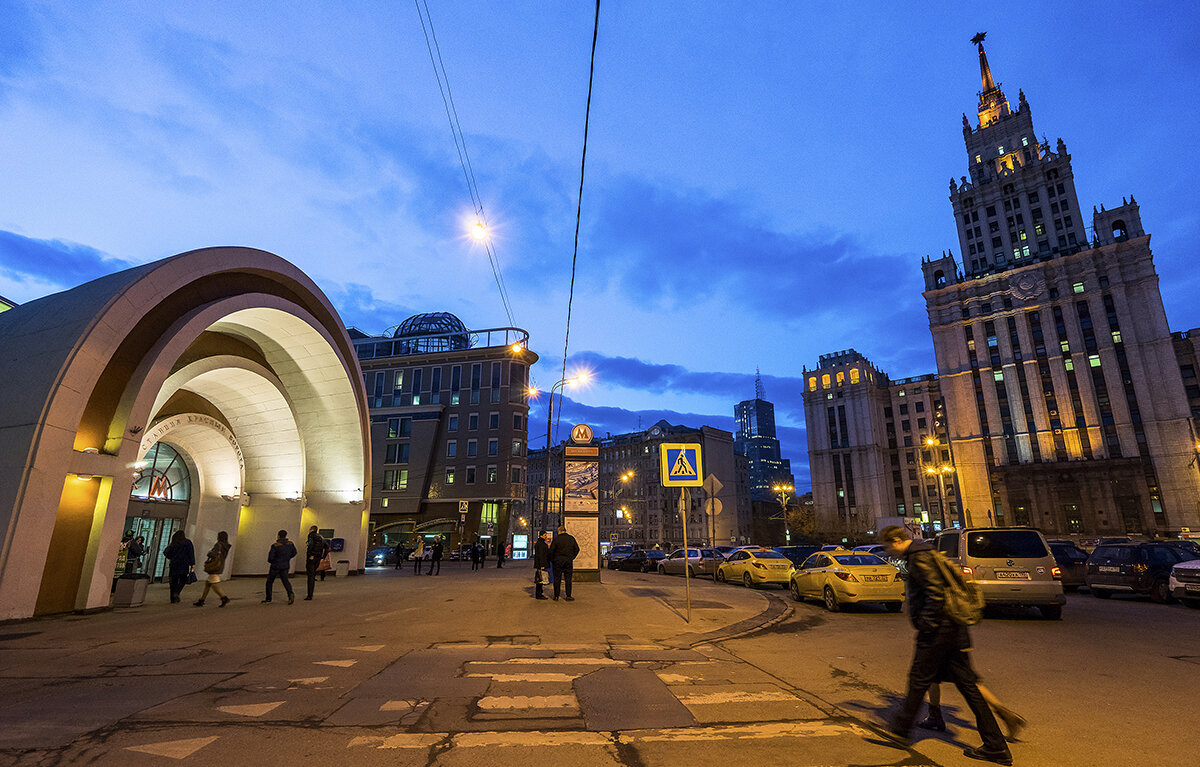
414,0 -> 516,327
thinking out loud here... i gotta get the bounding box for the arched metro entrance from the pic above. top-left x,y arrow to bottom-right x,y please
0,247 -> 372,619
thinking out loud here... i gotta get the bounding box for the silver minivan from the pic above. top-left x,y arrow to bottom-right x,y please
934,527 -> 1065,620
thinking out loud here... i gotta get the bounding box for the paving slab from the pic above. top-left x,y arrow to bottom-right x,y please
575,667 -> 695,731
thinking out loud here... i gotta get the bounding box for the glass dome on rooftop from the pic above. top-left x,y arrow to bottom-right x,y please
391,312 -> 472,352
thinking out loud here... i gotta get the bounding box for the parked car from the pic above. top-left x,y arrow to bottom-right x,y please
1047,541 -> 1090,591
775,545 -> 821,568
1169,558 -> 1200,608
853,544 -> 907,575
1163,539 -> 1200,558
714,545 -> 736,558
819,544 -> 844,551
935,527 -> 1065,619
366,546 -> 397,567
614,549 -> 667,573
715,548 -> 793,588
605,544 -> 635,569
790,551 -> 905,612
658,548 -> 721,578
1086,542 -> 1198,603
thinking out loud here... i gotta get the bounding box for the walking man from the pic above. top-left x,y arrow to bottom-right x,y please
263,529 -> 297,605
393,540 -> 405,570
427,537 -> 444,575
548,525 -> 580,601
304,525 -> 329,601
533,530 -> 551,600
879,525 -> 1011,765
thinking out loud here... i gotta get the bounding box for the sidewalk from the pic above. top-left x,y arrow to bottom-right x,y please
0,563 -> 921,765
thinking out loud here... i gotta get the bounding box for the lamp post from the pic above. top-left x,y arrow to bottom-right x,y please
773,483 -> 794,543
613,470 -> 635,545
924,435 -> 959,529
537,373 -> 588,531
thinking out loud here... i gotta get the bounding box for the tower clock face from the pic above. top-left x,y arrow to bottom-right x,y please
570,423 -> 593,444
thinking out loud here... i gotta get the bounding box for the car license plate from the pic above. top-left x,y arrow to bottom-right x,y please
865,575 -> 889,582
1098,566 -> 1120,573
994,571 -> 1031,580
1186,584 -> 1200,593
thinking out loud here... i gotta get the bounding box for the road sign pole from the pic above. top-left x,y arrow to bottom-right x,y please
680,486 -> 691,624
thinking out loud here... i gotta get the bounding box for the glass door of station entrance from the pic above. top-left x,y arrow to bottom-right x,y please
122,515 -> 184,581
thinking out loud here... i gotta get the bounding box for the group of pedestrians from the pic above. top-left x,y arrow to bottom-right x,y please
412,537 -> 444,575
532,526 -> 579,601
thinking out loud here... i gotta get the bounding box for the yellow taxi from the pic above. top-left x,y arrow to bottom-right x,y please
789,549 -> 905,612
715,548 -> 794,588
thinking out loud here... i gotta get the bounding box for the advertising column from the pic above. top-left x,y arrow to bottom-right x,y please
563,423 -> 600,582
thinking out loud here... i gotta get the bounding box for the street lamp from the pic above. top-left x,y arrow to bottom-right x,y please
613,470 -> 636,543
925,464 -> 955,530
773,483 -> 794,543
536,372 -> 590,530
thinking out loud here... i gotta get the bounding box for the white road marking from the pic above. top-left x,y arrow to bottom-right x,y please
467,672 -> 580,682
346,644 -> 385,652
655,673 -> 693,684
477,695 -> 578,710
630,721 -> 868,741
455,731 -> 612,747
380,699 -> 429,711
288,676 -> 329,684
314,659 -> 357,667
125,737 -> 219,759
348,733 -> 444,749
675,690 -> 798,705
470,657 -> 623,666
217,701 -> 285,717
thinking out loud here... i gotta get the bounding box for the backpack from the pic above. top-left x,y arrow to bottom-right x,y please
929,550 -> 985,626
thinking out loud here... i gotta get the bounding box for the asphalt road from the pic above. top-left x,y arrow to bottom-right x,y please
0,562 -> 1194,766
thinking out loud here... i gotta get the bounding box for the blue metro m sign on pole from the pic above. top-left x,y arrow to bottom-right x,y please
660,443 -> 703,487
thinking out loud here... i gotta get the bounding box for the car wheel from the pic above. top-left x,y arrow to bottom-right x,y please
885,602 -> 902,613
716,569 -> 726,583
789,580 -> 803,602
658,565 -> 666,575
1150,578 -> 1171,604
823,586 -> 840,612
1039,604 -> 1063,620
742,572 -> 754,589
1092,588 -> 1112,599
687,566 -> 695,578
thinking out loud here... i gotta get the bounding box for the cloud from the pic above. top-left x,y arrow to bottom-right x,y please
0,229 -> 131,289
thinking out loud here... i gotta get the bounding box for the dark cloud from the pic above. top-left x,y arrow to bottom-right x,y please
0,230 -> 130,287
326,282 -> 417,336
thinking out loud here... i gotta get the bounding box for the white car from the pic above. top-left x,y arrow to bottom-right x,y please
1169,558 -> 1200,608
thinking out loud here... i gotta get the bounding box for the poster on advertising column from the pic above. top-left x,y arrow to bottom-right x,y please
564,459 -> 598,512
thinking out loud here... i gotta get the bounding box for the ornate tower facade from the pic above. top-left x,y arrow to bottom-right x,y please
923,36 -> 1200,537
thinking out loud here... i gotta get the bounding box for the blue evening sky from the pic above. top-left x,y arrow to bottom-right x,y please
2,2 -> 1197,487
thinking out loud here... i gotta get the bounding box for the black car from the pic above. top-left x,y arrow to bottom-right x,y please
605,544 -> 635,569
1086,542 -> 1199,602
614,549 -> 667,573
774,545 -> 821,568
366,546 -> 398,567
1048,541 -> 1089,591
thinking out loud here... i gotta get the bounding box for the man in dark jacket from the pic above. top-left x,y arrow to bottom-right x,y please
427,537 -> 444,575
880,525 -> 1010,765
533,530 -> 551,600
548,526 -> 580,601
263,529 -> 297,605
303,526 -> 329,601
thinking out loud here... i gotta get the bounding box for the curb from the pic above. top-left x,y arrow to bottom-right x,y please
661,590 -> 794,648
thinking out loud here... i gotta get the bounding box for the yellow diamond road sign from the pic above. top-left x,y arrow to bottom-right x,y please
660,443 -> 703,487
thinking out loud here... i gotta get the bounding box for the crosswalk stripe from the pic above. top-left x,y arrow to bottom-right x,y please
675,690 -> 798,705
477,695 -> 578,710
469,657 -> 623,666
467,672 -> 580,682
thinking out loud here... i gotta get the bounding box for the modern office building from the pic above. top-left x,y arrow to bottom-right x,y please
733,373 -> 795,501
350,314 -> 536,553
918,36 -> 1200,535
802,350 -> 955,538
0,248 -> 372,620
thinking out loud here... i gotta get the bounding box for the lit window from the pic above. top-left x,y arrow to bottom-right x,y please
822,374 -> 831,389
836,372 -> 845,386
487,466 -> 497,483
850,368 -> 860,384
1019,230 -> 1027,241
1112,330 -> 1122,344
808,376 -> 817,391
1022,136 -> 1029,146
1072,282 -> 1085,293
1060,340 -> 1070,353
998,145 -> 1004,154
446,468 -> 455,484
993,370 -> 1004,381
1065,359 -> 1074,371
975,154 -> 981,163
381,497 -> 389,508
898,390 -> 906,397
1089,354 -> 1101,367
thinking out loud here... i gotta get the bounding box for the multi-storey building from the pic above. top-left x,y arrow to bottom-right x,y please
920,36 -> 1200,536
0,294 -> 15,312
802,350 -> 956,538
734,373 -> 795,501
351,313 -> 536,552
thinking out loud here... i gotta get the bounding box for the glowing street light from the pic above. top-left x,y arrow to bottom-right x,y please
470,219 -> 489,242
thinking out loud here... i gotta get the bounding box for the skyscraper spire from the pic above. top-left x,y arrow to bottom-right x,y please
971,32 -> 1010,127
755,368 -> 765,400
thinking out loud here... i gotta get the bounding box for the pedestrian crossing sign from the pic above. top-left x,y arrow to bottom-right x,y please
660,443 -> 703,487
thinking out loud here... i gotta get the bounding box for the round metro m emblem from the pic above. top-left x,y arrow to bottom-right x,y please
570,423 -> 593,444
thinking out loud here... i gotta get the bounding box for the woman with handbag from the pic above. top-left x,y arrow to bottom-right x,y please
533,530 -> 551,600
194,531 -> 232,607
163,530 -> 195,603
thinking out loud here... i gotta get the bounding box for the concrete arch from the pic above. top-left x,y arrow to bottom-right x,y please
0,247 -> 370,619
